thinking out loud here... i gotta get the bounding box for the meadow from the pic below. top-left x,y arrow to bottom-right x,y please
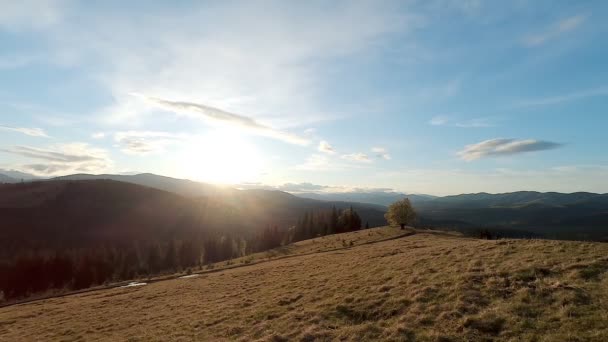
1,227 -> 607,341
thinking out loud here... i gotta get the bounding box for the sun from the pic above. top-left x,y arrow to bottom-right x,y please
178,131 -> 263,185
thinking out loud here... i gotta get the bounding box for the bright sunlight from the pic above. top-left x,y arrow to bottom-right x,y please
177,130 -> 263,184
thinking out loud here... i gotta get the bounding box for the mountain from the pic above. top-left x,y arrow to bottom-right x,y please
0,179 -> 387,253
0,174 -> 17,184
423,191 -> 602,209
8,171 -> 608,241
414,191 -> 608,240
0,179 -> 389,301
0,169 -> 40,181
295,191 -> 436,207
53,173 -> 224,198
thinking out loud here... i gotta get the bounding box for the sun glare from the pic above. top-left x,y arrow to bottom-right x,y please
178,131 -> 263,185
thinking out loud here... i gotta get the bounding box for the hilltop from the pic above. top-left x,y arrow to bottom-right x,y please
2,227 -> 607,341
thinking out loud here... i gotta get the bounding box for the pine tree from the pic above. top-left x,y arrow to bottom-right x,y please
164,240 -> 177,271
330,206 -> 339,234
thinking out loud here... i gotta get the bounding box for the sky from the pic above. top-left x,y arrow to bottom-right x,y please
1,0 -> 607,195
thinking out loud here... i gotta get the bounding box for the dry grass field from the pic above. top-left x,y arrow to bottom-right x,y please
1,227 -> 608,341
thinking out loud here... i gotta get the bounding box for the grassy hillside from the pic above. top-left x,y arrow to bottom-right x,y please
2,228 -> 607,341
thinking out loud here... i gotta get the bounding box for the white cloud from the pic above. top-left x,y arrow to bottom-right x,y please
91,132 -> 105,139
341,153 -> 372,163
429,116 -> 448,126
24,2 -> 413,132
278,182 -> 329,192
429,116 -> 493,128
134,95 -> 310,146
0,125 -> 49,137
371,147 -> 391,160
318,140 -> 335,154
238,181 -> 400,194
113,131 -> 183,155
458,138 -> 562,161
523,14 -> 586,46
0,143 -> 112,176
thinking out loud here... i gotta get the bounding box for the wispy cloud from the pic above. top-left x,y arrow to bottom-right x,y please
318,140 -> 335,154
429,116 -> 493,128
372,147 -> 391,160
523,14 -> 586,46
0,125 -> 49,137
278,182 -> 329,192
113,131 -> 182,155
429,116 -> 448,126
341,153 -> 372,163
515,87 -> 608,107
29,2 -> 411,130
0,143 -> 112,176
91,132 -> 105,139
458,138 -> 562,161
134,95 -> 310,146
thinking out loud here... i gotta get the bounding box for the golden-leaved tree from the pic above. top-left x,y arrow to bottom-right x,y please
385,198 -> 417,229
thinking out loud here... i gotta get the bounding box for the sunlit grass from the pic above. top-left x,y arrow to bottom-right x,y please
1,228 -> 607,341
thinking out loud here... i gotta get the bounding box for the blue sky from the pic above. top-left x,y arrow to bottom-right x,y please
1,0 -> 607,195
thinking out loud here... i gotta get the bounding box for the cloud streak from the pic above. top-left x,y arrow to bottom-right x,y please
135,95 -> 310,146
523,14 -> 586,46
515,87 -> 608,107
318,140 -> 335,154
113,131 -> 182,155
458,138 -> 562,161
0,143 -> 112,176
0,125 -> 49,137
429,116 -> 493,128
341,153 -> 372,163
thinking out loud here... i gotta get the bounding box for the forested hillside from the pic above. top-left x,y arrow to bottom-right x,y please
0,180 -> 385,301
414,191 -> 608,240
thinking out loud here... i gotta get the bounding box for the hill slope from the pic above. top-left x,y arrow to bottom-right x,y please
0,180 -> 387,255
42,172 -> 608,241
414,192 -> 608,240
2,228 -> 607,341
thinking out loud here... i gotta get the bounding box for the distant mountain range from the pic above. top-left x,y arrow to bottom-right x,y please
295,191 -> 436,207
0,176 -> 389,258
0,174 -> 16,184
0,169 -> 41,182
1,171 -> 607,240
422,191 -> 606,209
413,191 -> 608,240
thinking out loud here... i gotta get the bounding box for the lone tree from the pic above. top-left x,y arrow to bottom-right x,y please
385,198 -> 417,230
